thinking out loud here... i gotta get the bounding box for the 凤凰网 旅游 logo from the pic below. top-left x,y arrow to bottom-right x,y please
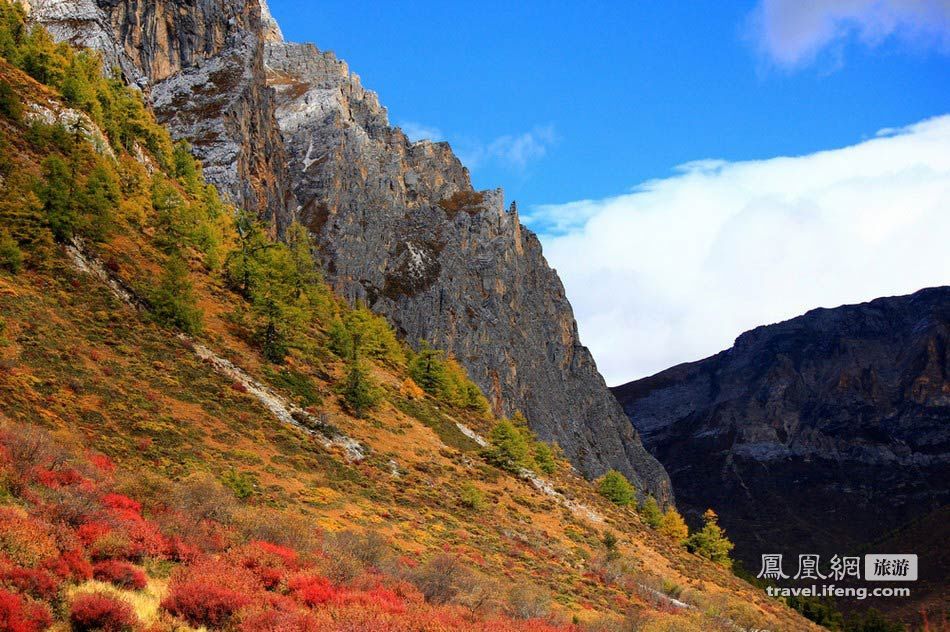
757,553 -> 916,600
865,554 -> 917,581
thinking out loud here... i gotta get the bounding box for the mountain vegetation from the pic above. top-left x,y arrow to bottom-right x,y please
0,5 -> 821,631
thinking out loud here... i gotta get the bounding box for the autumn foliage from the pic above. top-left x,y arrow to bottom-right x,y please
0,422 -> 579,631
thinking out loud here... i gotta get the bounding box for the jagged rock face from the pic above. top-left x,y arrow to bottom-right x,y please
613,287 -> 950,564
28,0 -> 294,228
264,42 -> 671,500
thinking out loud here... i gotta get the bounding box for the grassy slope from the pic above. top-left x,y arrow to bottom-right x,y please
0,59 -> 817,631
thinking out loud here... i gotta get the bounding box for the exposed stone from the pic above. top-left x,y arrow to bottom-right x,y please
613,287 -> 950,564
265,41 -> 671,500
29,0 -> 671,500
28,0 -> 295,229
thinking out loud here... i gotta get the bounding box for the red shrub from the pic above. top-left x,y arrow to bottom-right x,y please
69,593 -> 137,632
165,536 -> 201,563
288,574 -> 341,607
77,522 -> 113,547
88,454 -> 116,474
43,549 -> 93,582
235,541 -> 299,590
161,559 -> 258,628
0,588 -> 52,632
237,607 -> 324,632
93,561 -> 147,590
34,467 -> 86,489
0,564 -> 61,601
102,494 -> 141,515
339,585 -> 406,614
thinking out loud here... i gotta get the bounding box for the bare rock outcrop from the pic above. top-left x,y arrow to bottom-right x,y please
264,42 -> 671,499
614,287 -> 950,564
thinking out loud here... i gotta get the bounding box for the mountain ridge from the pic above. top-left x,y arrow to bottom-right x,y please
25,0 -> 671,499
613,285 -> 950,620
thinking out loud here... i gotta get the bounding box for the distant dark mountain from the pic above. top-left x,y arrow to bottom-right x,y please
613,287 -> 950,573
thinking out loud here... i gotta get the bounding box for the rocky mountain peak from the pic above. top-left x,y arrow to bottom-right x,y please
613,286 -> 950,565
29,0 -> 671,500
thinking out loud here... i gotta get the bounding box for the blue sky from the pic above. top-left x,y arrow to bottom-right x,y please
269,1 -> 950,384
268,1 -> 948,208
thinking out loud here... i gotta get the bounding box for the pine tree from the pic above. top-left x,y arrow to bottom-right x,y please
686,509 -> 734,567
483,418 -> 532,472
409,341 -> 450,395
38,154 -> 75,241
597,470 -> 636,506
658,507 -> 689,545
339,337 -> 381,417
0,228 -> 23,274
533,441 -> 557,475
151,254 -> 202,334
639,495 -> 663,528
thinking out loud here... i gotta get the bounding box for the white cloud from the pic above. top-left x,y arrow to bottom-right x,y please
532,115 -> 950,385
748,0 -> 950,69
400,121 -> 444,143
458,125 -> 557,171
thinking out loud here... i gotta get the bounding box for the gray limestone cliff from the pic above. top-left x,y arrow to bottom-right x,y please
27,0 -> 295,228
29,0 -> 671,499
264,41 -> 671,499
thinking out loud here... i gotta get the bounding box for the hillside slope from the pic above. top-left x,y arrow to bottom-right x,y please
0,12 -> 816,631
25,0 -> 671,500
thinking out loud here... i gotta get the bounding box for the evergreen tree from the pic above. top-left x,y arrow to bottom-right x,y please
151,254 -> 202,334
0,228 -> 22,274
225,209 -> 273,297
686,509 -> 734,567
78,162 -> 119,241
0,79 -> 22,122
639,495 -> 663,528
597,470 -> 636,506
482,418 -> 532,472
533,441 -> 557,475
409,341 -> 450,395
339,337 -> 381,417
37,154 -> 75,241
658,507 -> 689,545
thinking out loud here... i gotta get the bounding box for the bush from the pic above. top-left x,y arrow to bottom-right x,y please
459,483 -> 485,511
69,593 -> 137,632
0,564 -> 61,600
685,509 -> 733,567
409,554 -> 466,605
597,470 -> 636,506
161,559 -> 257,628
505,583 -> 552,621
92,560 -> 147,590
0,588 -> 52,632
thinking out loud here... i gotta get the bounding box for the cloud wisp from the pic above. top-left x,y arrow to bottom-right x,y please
530,115 -> 950,385
399,121 -> 445,143
748,0 -> 950,69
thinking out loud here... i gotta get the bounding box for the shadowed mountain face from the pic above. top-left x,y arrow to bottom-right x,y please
613,287 -> 950,566
27,0 -> 671,499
